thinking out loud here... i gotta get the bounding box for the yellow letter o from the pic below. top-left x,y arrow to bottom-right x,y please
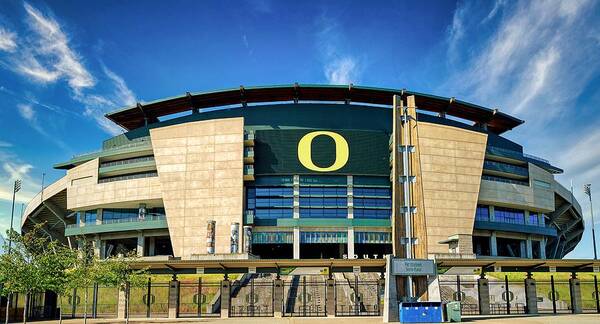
298,131 -> 349,172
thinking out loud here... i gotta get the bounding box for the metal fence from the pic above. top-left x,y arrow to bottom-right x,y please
439,277 -> 479,315
229,278 -> 274,317
179,280 -> 221,317
284,276 -> 327,317
128,280 -> 169,318
335,278 -> 381,316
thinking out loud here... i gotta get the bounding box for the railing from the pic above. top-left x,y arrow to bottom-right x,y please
72,139 -> 152,159
523,153 -> 550,164
100,156 -> 155,168
68,215 -> 166,228
483,160 -> 528,177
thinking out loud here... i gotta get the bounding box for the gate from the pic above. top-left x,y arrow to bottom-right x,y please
94,286 -> 118,318
128,280 -> 169,318
179,279 -> 221,317
284,276 -> 327,316
229,278 -> 274,317
335,277 -> 381,316
439,276 -> 480,315
581,278 -> 600,313
488,278 -> 525,315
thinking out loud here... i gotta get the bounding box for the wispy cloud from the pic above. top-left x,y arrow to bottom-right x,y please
315,14 -> 362,85
0,141 -> 11,148
0,27 -> 17,52
17,103 -> 35,121
0,3 -> 136,136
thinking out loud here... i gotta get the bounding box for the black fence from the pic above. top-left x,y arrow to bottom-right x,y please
128,280 -> 169,318
229,278 -> 274,317
335,278 -> 382,316
284,276 -> 327,316
179,280 -> 221,317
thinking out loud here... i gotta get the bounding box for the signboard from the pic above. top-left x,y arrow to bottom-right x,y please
353,266 -> 361,275
196,267 -> 204,274
392,259 -> 436,276
549,266 -> 557,273
248,267 -> 257,274
593,265 -> 599,273
254,129 -> 390,176
281,267 -> 329,276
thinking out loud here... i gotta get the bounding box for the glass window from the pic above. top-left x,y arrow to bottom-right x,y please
494,207 -> 525,224
299,186 -> 346,197
299,208 -> 347,218
353,208 -> 391,219
475,205 -> 489,221
354,187 -> 391,197
299,197 -> 347,207
354,198 -> 391,208
102,208 -> 139,222
255,208 -> 293,219
84,210 -> 97,224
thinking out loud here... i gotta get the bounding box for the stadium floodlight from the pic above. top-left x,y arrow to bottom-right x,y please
7,179 -> 22,254
584,184 -> 597,260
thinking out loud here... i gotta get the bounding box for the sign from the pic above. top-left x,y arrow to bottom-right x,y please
254,129 -> 390,176
392,259 -> 436,276
248,267 -> 257,274
353,266 -> 361,275
196,267 -> 204,274
593,265 -> 599,273
549,266 -> 556,273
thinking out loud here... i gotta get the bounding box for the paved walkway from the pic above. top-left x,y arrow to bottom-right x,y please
29,314 -> 600,324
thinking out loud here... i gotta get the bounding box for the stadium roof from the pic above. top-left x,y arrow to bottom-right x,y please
105,84 -> 524,134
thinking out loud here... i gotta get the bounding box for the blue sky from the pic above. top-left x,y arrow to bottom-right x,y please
1,0 -> 599,258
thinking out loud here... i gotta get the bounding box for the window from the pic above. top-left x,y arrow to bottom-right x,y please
299,186 -> 346,196
528,213 -> 539,225
299,208 -> 347,218
255,187 -> 293,197
533,180 -> 551,189
102,209 -> 139,222
255,209 -> 293,219
83,210 -> 97,224
353,198 -> 391,208
353,188 -> 391,197
353,209 -> 391,219
299,197 -> 347,207
255,198 -> 293,207
475,205 -> 489,221
494,207 -> 525,224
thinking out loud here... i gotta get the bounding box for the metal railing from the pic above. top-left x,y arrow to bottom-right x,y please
73,140 -> 152,159
67,215 -> 166,228
100,156 -> 155,168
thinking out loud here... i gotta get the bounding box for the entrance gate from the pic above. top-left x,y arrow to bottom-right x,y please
179,280 -> 221,317
229,278 -> 274,317
284,276 -> 327,316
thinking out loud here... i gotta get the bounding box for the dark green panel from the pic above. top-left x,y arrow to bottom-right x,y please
254,129 -> 390,176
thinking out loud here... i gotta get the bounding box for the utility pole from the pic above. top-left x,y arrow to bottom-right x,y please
7,179 -> 21,254
584,184 -> 597,260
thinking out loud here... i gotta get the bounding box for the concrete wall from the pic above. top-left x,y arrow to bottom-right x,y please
417,121 -> 488,254
150,118 -> 244,258
479,163 -> 555,213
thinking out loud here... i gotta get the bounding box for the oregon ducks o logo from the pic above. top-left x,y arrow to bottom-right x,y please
298,131 -> 349,172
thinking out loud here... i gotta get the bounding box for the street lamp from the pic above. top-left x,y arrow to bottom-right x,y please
584,184 -> 597,260
7,179 -> 21,254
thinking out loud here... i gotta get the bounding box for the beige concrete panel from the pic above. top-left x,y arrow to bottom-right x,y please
418,122 -> 488,254
150,118 -> 244,258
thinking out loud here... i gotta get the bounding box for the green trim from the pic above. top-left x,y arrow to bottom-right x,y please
54,143 -> 153,169
98,160 -> 156,177
64,218 -> 168,236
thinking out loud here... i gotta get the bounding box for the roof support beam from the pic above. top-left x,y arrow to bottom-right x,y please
549,202 -> 571,224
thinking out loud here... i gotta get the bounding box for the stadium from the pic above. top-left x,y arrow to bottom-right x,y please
17,84 -> 597,320
22,84 -> 584,261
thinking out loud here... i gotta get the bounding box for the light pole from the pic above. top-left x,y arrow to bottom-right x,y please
7,179 -> 21,254
584,184 -> 597,260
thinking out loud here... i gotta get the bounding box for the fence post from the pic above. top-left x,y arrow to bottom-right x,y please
524,272 -> 537,314
71,288 -> 77,318
550,275 -> 557,314
594,275 -> 600,314
477,273 -> 490,315
326,277 -> 336,317
168,275 -> 180,318
220,276 -> 230,318
273,277 -> 284,318
145,277 -> 151,318
569,272 -> 582,314
504,275 -> 510,314
117,283 -> 127,319
197,277 -> 202,317
92,283 -> 99,318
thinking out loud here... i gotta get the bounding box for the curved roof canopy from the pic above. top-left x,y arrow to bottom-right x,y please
106,84 -> 524,134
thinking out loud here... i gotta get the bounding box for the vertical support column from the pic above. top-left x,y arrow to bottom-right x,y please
145,278 -> 152,318
117,283 -> 128,319
570,273 -> 582,314
326,277 -> 335,317
92,283 -> 99,318
524,273 -> 538,314
148,237 -> 156,257
293,227 -> 300,259
489,206 -> 495,221
93,235 -> 101,258
526,236 -> 533,259
168,277 -> 180,318
137,232 -> 144,257
293,175 -> 300,219
347,227 -> 355,259
490,232 -> 498,257
273,278 -> 284,318
540,238 -> 547,259
550,275 -> 557,314
220,277 -> 231,318
383,255 -> 399,322
504,275 -> 511,314
477,274 -> 490,315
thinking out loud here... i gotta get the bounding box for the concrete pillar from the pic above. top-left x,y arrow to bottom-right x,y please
293,227 -> 300,259
148,237 -> 156,256
293,175 -> 300,218
427,275 -> 441,302
383,255 -> 399,322
526,236 -> 533,259
273,279 -> 284,317
347,227 -> 355,259
168,279 -> 180,318
477,277 -> 490,315
489,206 -> 495,221
524,210 -> 530,225
326,278 -> 336,317
524,276 -> 538,314
220,279 -> 231,318
569,275 -> 583,314
490,232 -> 498,256
117,283 -> 128,319
540,238 -> 547,259
97,208 -> 103,225
93,235 -> 101,258
137,232 -> 144,257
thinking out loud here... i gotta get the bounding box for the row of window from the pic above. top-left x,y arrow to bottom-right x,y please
249,197 -> 390,209
354,198 -> 391,208
252,231 -> 392,244
98,171 -> 158,183
253,208 -> 391,220
353,188 -> 391,197
248,186 -> 391,198
77,207 -> 166,224
300,197 -> 347,207
100,155 -> 154,168
475,205 -> 547,226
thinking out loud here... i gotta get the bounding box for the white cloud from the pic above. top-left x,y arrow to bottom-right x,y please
0,27 -> 17,52
17,103 -> 35,121
325,57 -> 358,84
0,141 -> 11,148
315,14 -> 361,85
20,2 -> 95,91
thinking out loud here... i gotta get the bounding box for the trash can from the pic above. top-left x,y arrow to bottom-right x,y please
399,302 -> 444,323
446,301 -> 461,322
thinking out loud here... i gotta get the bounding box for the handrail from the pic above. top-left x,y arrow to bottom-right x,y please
67,214 -> 166,228
72,139 -> 152,159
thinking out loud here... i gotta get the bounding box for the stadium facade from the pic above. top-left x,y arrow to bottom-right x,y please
22,84 -> 584,262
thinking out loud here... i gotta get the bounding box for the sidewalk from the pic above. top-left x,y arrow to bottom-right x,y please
26,313 -> 600,324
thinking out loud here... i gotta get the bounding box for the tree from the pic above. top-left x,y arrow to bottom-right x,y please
0,225 -> 77,324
